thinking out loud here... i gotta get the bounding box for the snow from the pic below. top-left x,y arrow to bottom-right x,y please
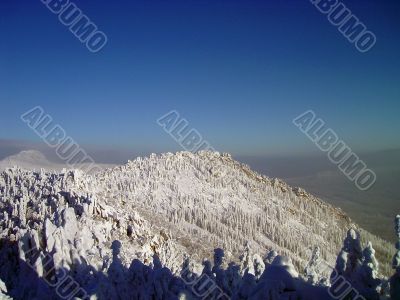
0,150 -> 395,299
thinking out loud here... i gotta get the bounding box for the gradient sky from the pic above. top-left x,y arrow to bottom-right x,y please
1,0 -> 399,156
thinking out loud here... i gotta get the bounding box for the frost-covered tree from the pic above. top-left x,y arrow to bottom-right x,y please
390,215 -> 400,299
353,242 -> 381,300
304,246 -> 321,285
343,228 -> 363,276
240,242 -> 254,275
239,270 -> 256,299
332,250 -> 347,283
225,262 -> 241,296
253,254 -> 265,280
201,259 -> 214,279
251,255 -> 297,299
213,248 -> 224,272
362,242 -> 379,279
212,248 -> 228,295
264,250 -> 278,266
332,228 -> 363,283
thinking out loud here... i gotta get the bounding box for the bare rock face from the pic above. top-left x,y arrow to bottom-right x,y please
0,151 -> 393,299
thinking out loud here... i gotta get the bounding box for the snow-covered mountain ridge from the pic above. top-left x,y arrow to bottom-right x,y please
0,151 -> 395,299
94,151 -> 391,269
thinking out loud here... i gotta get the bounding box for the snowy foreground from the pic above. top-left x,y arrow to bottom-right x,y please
0,151 -> 399,299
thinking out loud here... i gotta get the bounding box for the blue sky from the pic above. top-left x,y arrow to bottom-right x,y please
1,0 -> 399,156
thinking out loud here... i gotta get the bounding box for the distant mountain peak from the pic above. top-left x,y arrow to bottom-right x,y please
6,149 -> 48,162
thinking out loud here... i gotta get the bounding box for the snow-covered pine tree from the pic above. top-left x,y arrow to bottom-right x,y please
264,250 -> 278,266
390,215 -> 400,299
304,246 -> 321,285
225,262 -> 241,296
343,228 -> 363,277
332,228 -> 363,283
332,250 -> 348,284
253,254 -> 265,280
239,242 -> 254,275
354,242 -> 381,300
